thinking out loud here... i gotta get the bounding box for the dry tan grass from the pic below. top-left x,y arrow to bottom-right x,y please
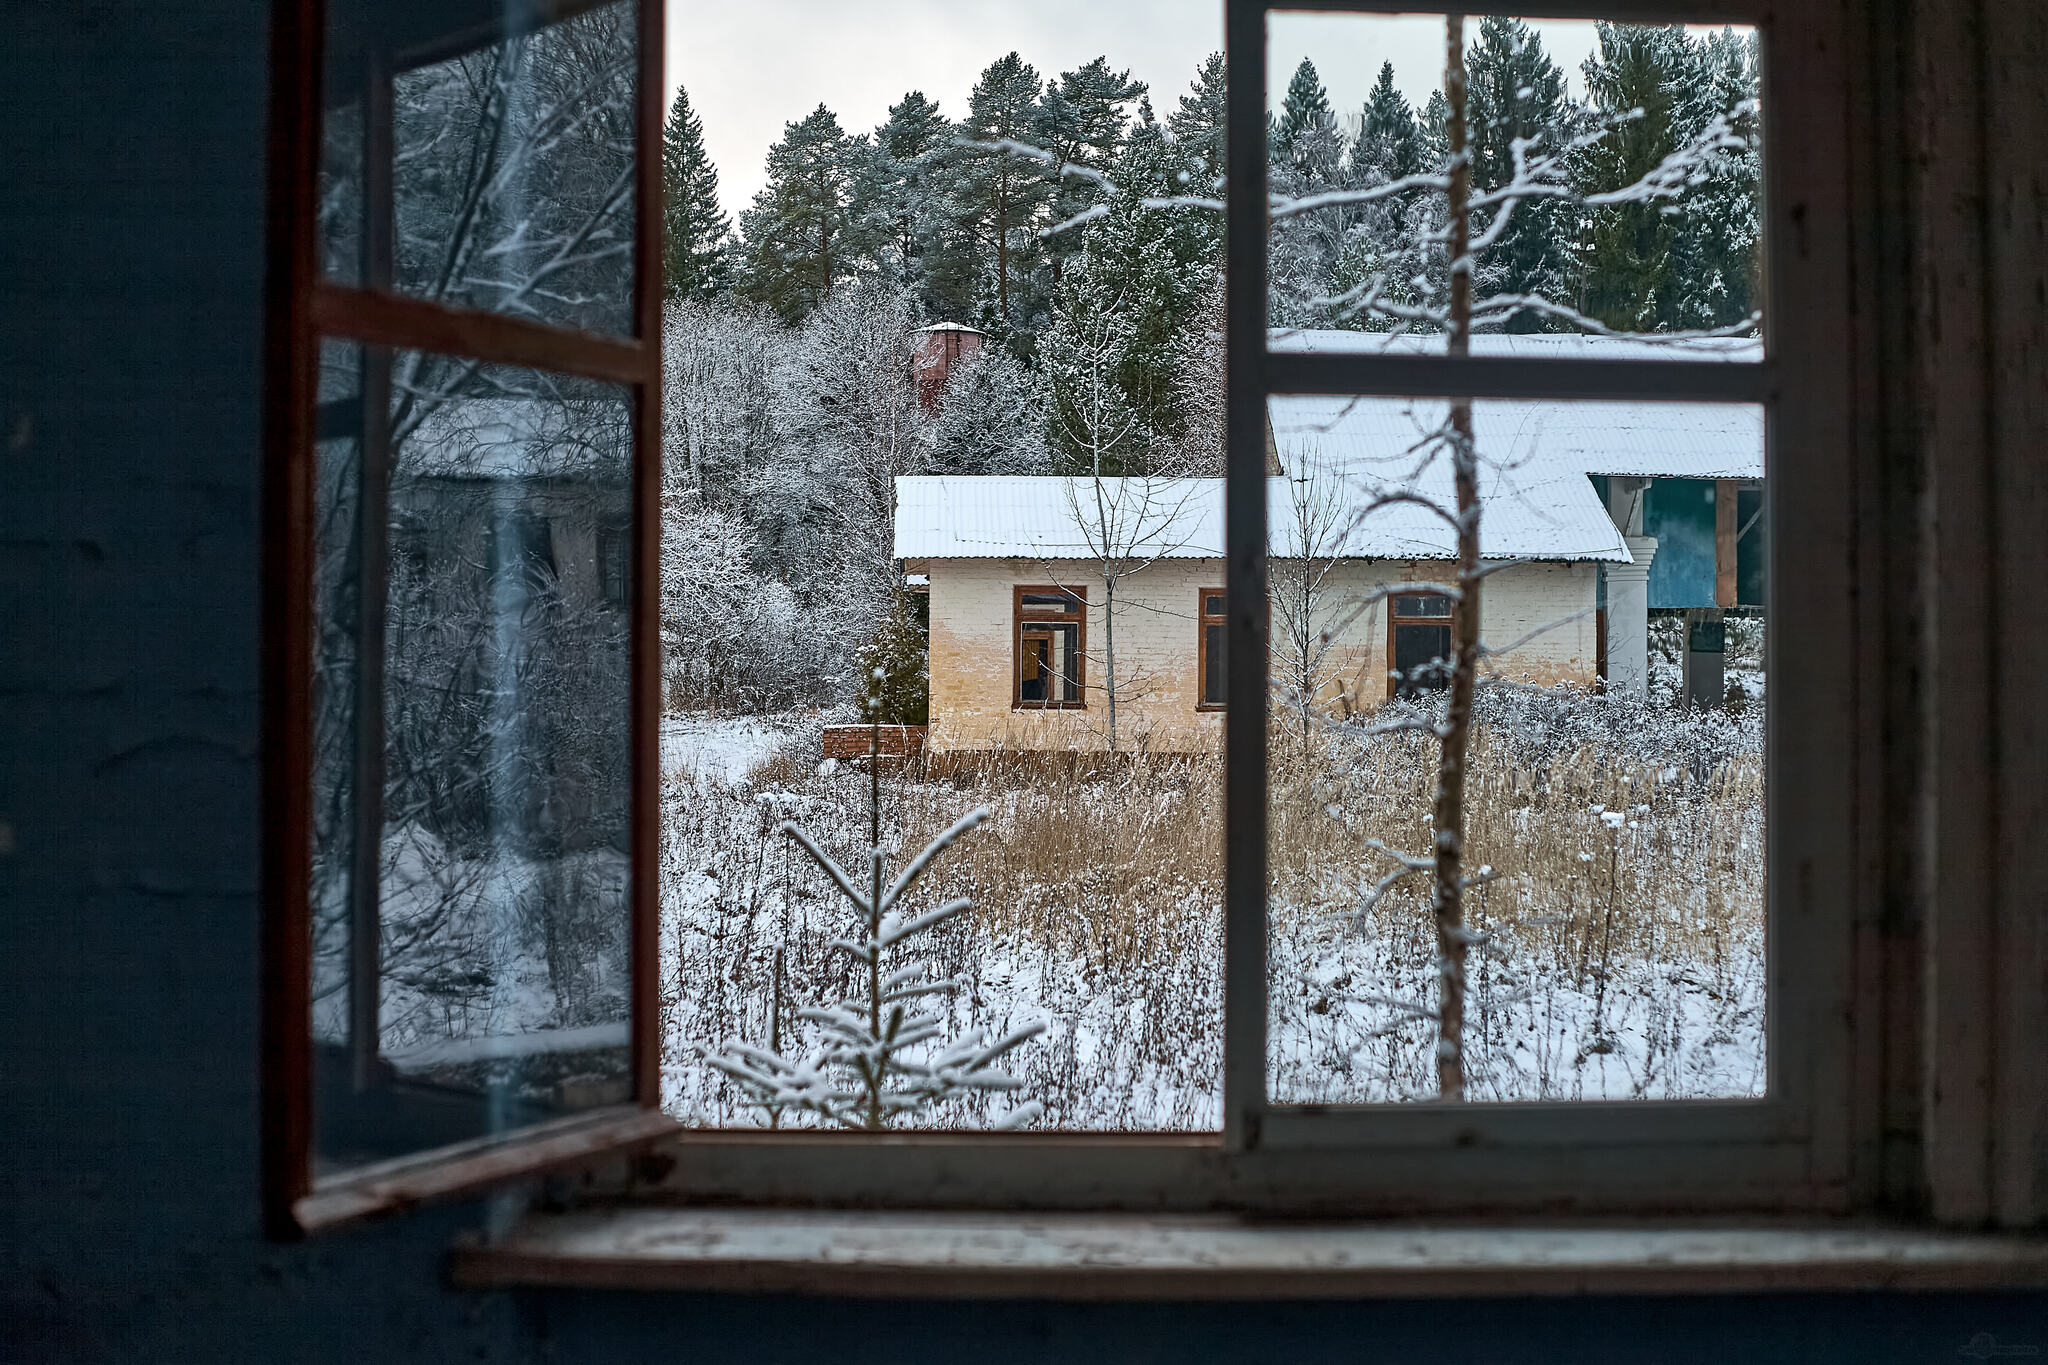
661,699 -> 1765,1126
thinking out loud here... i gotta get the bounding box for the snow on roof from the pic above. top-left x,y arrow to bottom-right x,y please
1270,393 -> 1765,484
893,474 -> 1631,564
896,335 -> 1764,564
1269,328 -> 1764,365
916,322 -> 985,335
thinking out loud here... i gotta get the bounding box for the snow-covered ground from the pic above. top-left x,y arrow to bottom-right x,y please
661,712 -> 794,786
658,695 -> 1766,1130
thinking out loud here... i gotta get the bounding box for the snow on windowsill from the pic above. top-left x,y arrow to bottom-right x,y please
448,1207 -> 2048,1299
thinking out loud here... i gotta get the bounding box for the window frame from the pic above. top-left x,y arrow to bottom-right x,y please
260,0 -> 670,1237
629,0 -> 1879,1219
1012,584 -> 1089,711
265,0 -> 1919,1229
1385,587 -> 1455,700
1197,588 -> 1228,711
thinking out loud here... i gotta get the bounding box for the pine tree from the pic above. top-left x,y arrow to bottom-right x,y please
735,105 -> 879,324
1465,16 -> 1576,330
873,91 -> 949,299
661,85 -> 731,300
933,53 -> 1050,333
1034,57 -> 1147,278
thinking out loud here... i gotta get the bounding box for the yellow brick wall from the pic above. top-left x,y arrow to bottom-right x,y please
925,556 -> 1598,753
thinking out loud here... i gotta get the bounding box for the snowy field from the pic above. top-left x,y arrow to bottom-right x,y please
658,690 -> 1766,1130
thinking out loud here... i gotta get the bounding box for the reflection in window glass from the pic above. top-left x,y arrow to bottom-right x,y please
321,0 -> 638,335
1265,13 -> 1763,356
311,348 -> 633,1173
1267,396 -> 1766,1104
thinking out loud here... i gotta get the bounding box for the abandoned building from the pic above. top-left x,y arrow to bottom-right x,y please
897,333 -> 1766,753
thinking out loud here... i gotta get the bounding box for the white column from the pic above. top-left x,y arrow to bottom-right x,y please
1604,535 -> 1658,697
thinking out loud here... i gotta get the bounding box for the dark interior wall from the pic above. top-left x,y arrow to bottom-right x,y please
0,3 -> 2041,1362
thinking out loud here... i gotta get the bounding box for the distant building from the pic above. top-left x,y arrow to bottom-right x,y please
895,333 -> 1766,753
911,322 -> 986,412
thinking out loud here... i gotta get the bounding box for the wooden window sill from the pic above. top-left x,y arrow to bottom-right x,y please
447,1208 -> 2048,1299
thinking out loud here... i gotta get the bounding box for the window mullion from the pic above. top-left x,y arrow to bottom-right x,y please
1221,0 -> 1271,1153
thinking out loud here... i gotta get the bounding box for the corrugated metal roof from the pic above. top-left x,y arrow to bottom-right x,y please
894,334 -> 1763,564
893,474 -> 1631,564
1268,328 -> 1764,364
1268,393 -> 1765,485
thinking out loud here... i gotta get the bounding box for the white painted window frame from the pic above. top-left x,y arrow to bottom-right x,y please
640,0 -> 1952,1221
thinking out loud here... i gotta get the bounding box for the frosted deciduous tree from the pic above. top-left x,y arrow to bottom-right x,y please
1269,454 -> 1355,746
924,344 -> 1051,475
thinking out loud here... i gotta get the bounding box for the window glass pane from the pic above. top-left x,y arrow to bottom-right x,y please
1203,621 -> 1226,704
1019,620 -> 1081,704
322,0 -> 638,335
312,344 -> 634,1173
1394,593 -> 1452,617
1265,13 -> 1763,360
1267,397 -> 1767,1104
1203,593 -> 1227,618
657,0 -> 1235,1134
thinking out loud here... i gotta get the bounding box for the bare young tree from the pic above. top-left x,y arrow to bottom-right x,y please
1268,450 -> 1354,750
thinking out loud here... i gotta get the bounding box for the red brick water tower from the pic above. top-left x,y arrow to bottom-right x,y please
912,322 -> 986,412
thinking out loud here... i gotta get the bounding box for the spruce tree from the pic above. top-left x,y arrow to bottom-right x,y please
661,85 -> 731,300
1272,58 -> 1342,181
1465,16 -> 1576,330
1577,22 -> 1757,332
1042,101 -> 1206,473
1267,59 -> 1351,326
1353,62 -> 1422,182
735,105 -> 878,324
1167,52 -> 1228,200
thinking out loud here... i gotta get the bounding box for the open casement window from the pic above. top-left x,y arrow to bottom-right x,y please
1199,590 -> 1228,710
262,0 -> 669,1235
1013,586 -> 1087,709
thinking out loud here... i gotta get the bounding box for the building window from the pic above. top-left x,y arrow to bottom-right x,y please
1387,591 -> 1453,699
1013,586 -> 1085,708
1198,590 -> 1227,709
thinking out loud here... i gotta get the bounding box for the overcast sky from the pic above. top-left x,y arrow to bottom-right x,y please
665,2 -> 1615,222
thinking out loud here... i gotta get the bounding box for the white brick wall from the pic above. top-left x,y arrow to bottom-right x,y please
925,556 -> 1598,752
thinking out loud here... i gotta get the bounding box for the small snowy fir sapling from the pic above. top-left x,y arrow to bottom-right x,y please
708,670 -> 1044,1129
